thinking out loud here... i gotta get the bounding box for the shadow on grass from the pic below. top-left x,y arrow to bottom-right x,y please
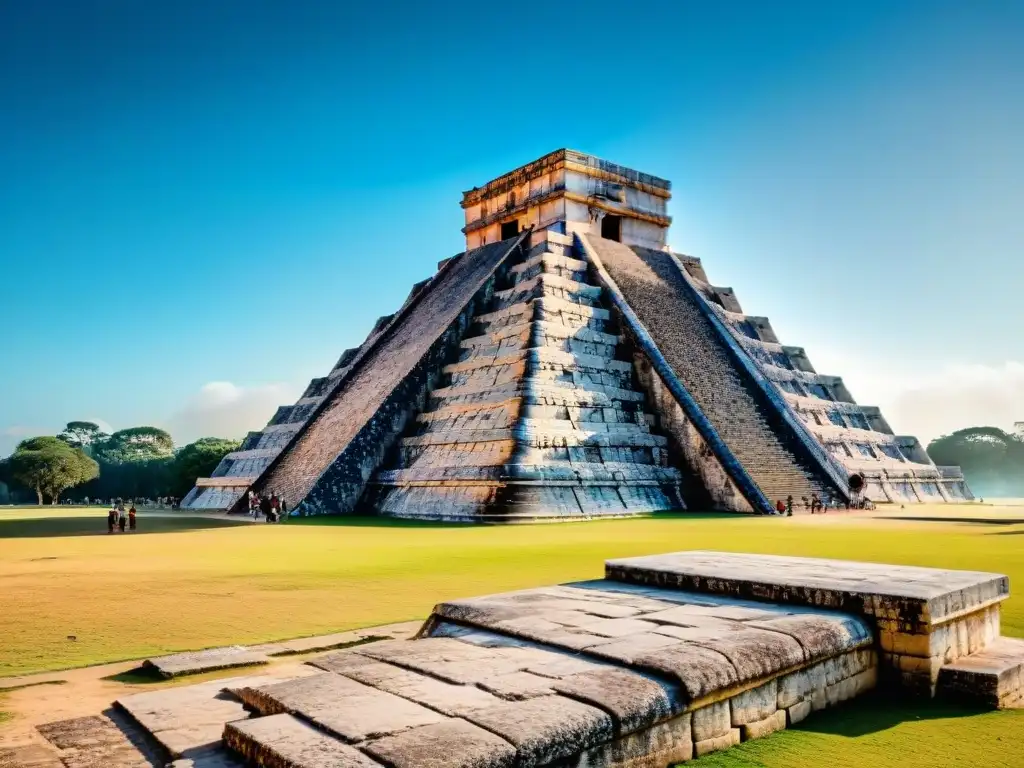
102,666 -> 165,685
286,511 -> 742,529
0,679 -> 67,693
796,691 -> 992,737
885,516 -> 1024,526
0,516 -> 246,539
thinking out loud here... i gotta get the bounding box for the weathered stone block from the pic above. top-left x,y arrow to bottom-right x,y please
777,668 -> 811,709
730,680 -> 777,726
250,673 -> 445,743
787,699 -> 812,725
224,714 -> 378,768
569,714 -> 693,768
693,729 -> 741,757
363,719 -> 516,768
552,668 -> 678,733
463,695 -> 614,767
691,701 -> 731,742
741,709 -> 787,741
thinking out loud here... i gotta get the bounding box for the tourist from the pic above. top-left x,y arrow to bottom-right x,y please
118,507 -> 127,533
128,504 -> 137,532
260,494 -> 273,523
270,493 -> 280,520
786,495 -> 794,517
281,500 -> 288,520
107,506 -> 117,534
775,499 -> 785,515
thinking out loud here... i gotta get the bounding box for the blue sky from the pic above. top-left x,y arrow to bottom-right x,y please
1,0 -> 1022,456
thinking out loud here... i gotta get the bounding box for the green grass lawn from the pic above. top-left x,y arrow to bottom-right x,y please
0,504 -> 1022,765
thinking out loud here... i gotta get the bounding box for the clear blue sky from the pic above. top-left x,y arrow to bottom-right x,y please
2,0 -> 1022,457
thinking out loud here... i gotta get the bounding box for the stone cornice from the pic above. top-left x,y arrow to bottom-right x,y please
462,149 -> 671,208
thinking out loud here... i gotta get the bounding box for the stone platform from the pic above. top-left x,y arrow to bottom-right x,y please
31,553 -> 1024,767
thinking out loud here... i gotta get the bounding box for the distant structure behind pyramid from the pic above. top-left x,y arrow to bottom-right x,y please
182,149 -> 972,518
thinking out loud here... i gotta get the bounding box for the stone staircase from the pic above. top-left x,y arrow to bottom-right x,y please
583,235 -> 839,510
366,230 -> 687,520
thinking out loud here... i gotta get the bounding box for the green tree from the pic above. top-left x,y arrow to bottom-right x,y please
58,421 -> 109,453
171,437 -> 240,497
94,427 -> 174,464
8,437 -> 100,504
927,427 -> 1024,497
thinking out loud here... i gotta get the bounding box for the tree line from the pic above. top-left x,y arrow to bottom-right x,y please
926,426 -> 1024,498
0,421 -> 239,505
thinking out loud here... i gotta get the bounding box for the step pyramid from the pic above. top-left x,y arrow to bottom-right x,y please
183,149 -> 971,518
363,232 -> 686,520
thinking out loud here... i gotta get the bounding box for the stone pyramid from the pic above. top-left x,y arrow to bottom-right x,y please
183,149 -> 971,518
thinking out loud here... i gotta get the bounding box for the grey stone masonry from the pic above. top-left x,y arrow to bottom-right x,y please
51,555 -> 1022,768
584,234 -> 840,509
606,550 -> 1011,695
249,237 -> 528,515
365,229 -> 687,520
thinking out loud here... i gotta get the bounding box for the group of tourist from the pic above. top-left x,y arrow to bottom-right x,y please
247,490 -> 286,523
769,493 -> 875,516
106,500 -> 137,533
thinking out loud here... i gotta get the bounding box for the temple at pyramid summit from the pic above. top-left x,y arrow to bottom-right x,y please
182,149 -> 971,518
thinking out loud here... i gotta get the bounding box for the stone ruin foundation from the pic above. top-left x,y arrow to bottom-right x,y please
26,552 -> 1023,767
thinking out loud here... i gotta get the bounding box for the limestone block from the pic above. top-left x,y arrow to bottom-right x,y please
569,713 -> 693,768
526,654 -> 610,680
787,699 -> 812,725
691,701 -> 731,742
363,719 -> 516,768
250,673 -> 445,743
777,668 -> 813,709
750,614 -> 872,661
693,729 -> 740,757
552,668 -> 678,733
730,680 -> 778,726
586,633 -> 682,665
463,695 -> 614,767
142,646 -> 269,678
632,642 -> 739,702
477,671 -> 556,700
693,628 -> 805,683
223,714 -> 378,768
575,618 -> 662,638
340,659 -> 503,715
741,709 -> 787,741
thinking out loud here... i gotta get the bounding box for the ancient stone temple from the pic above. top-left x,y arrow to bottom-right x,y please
182,149 -> 971,518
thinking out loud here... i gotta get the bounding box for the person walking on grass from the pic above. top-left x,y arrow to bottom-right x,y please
280,500 -> 288,521
107,506 -> 117,534
270,493 -> 280,521
260,494 -> 273,523
128,504 -> 137,532
118,507 -> 127,533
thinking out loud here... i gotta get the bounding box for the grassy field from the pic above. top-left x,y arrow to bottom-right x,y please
0,504 -> 1022,765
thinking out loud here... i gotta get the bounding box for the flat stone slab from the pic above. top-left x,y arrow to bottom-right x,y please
143,646 -> 270,678
363,719 -> 517,768
225,714 -> 380,768
605,551 -> 1009,631
116,673 -> 308,758
0,744 -> 64,768
250,620 -> 422,656
938,636 -> 1024,708
36,715 -> 150,768
241,672 -> 446,743
429,581 -> 871,703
